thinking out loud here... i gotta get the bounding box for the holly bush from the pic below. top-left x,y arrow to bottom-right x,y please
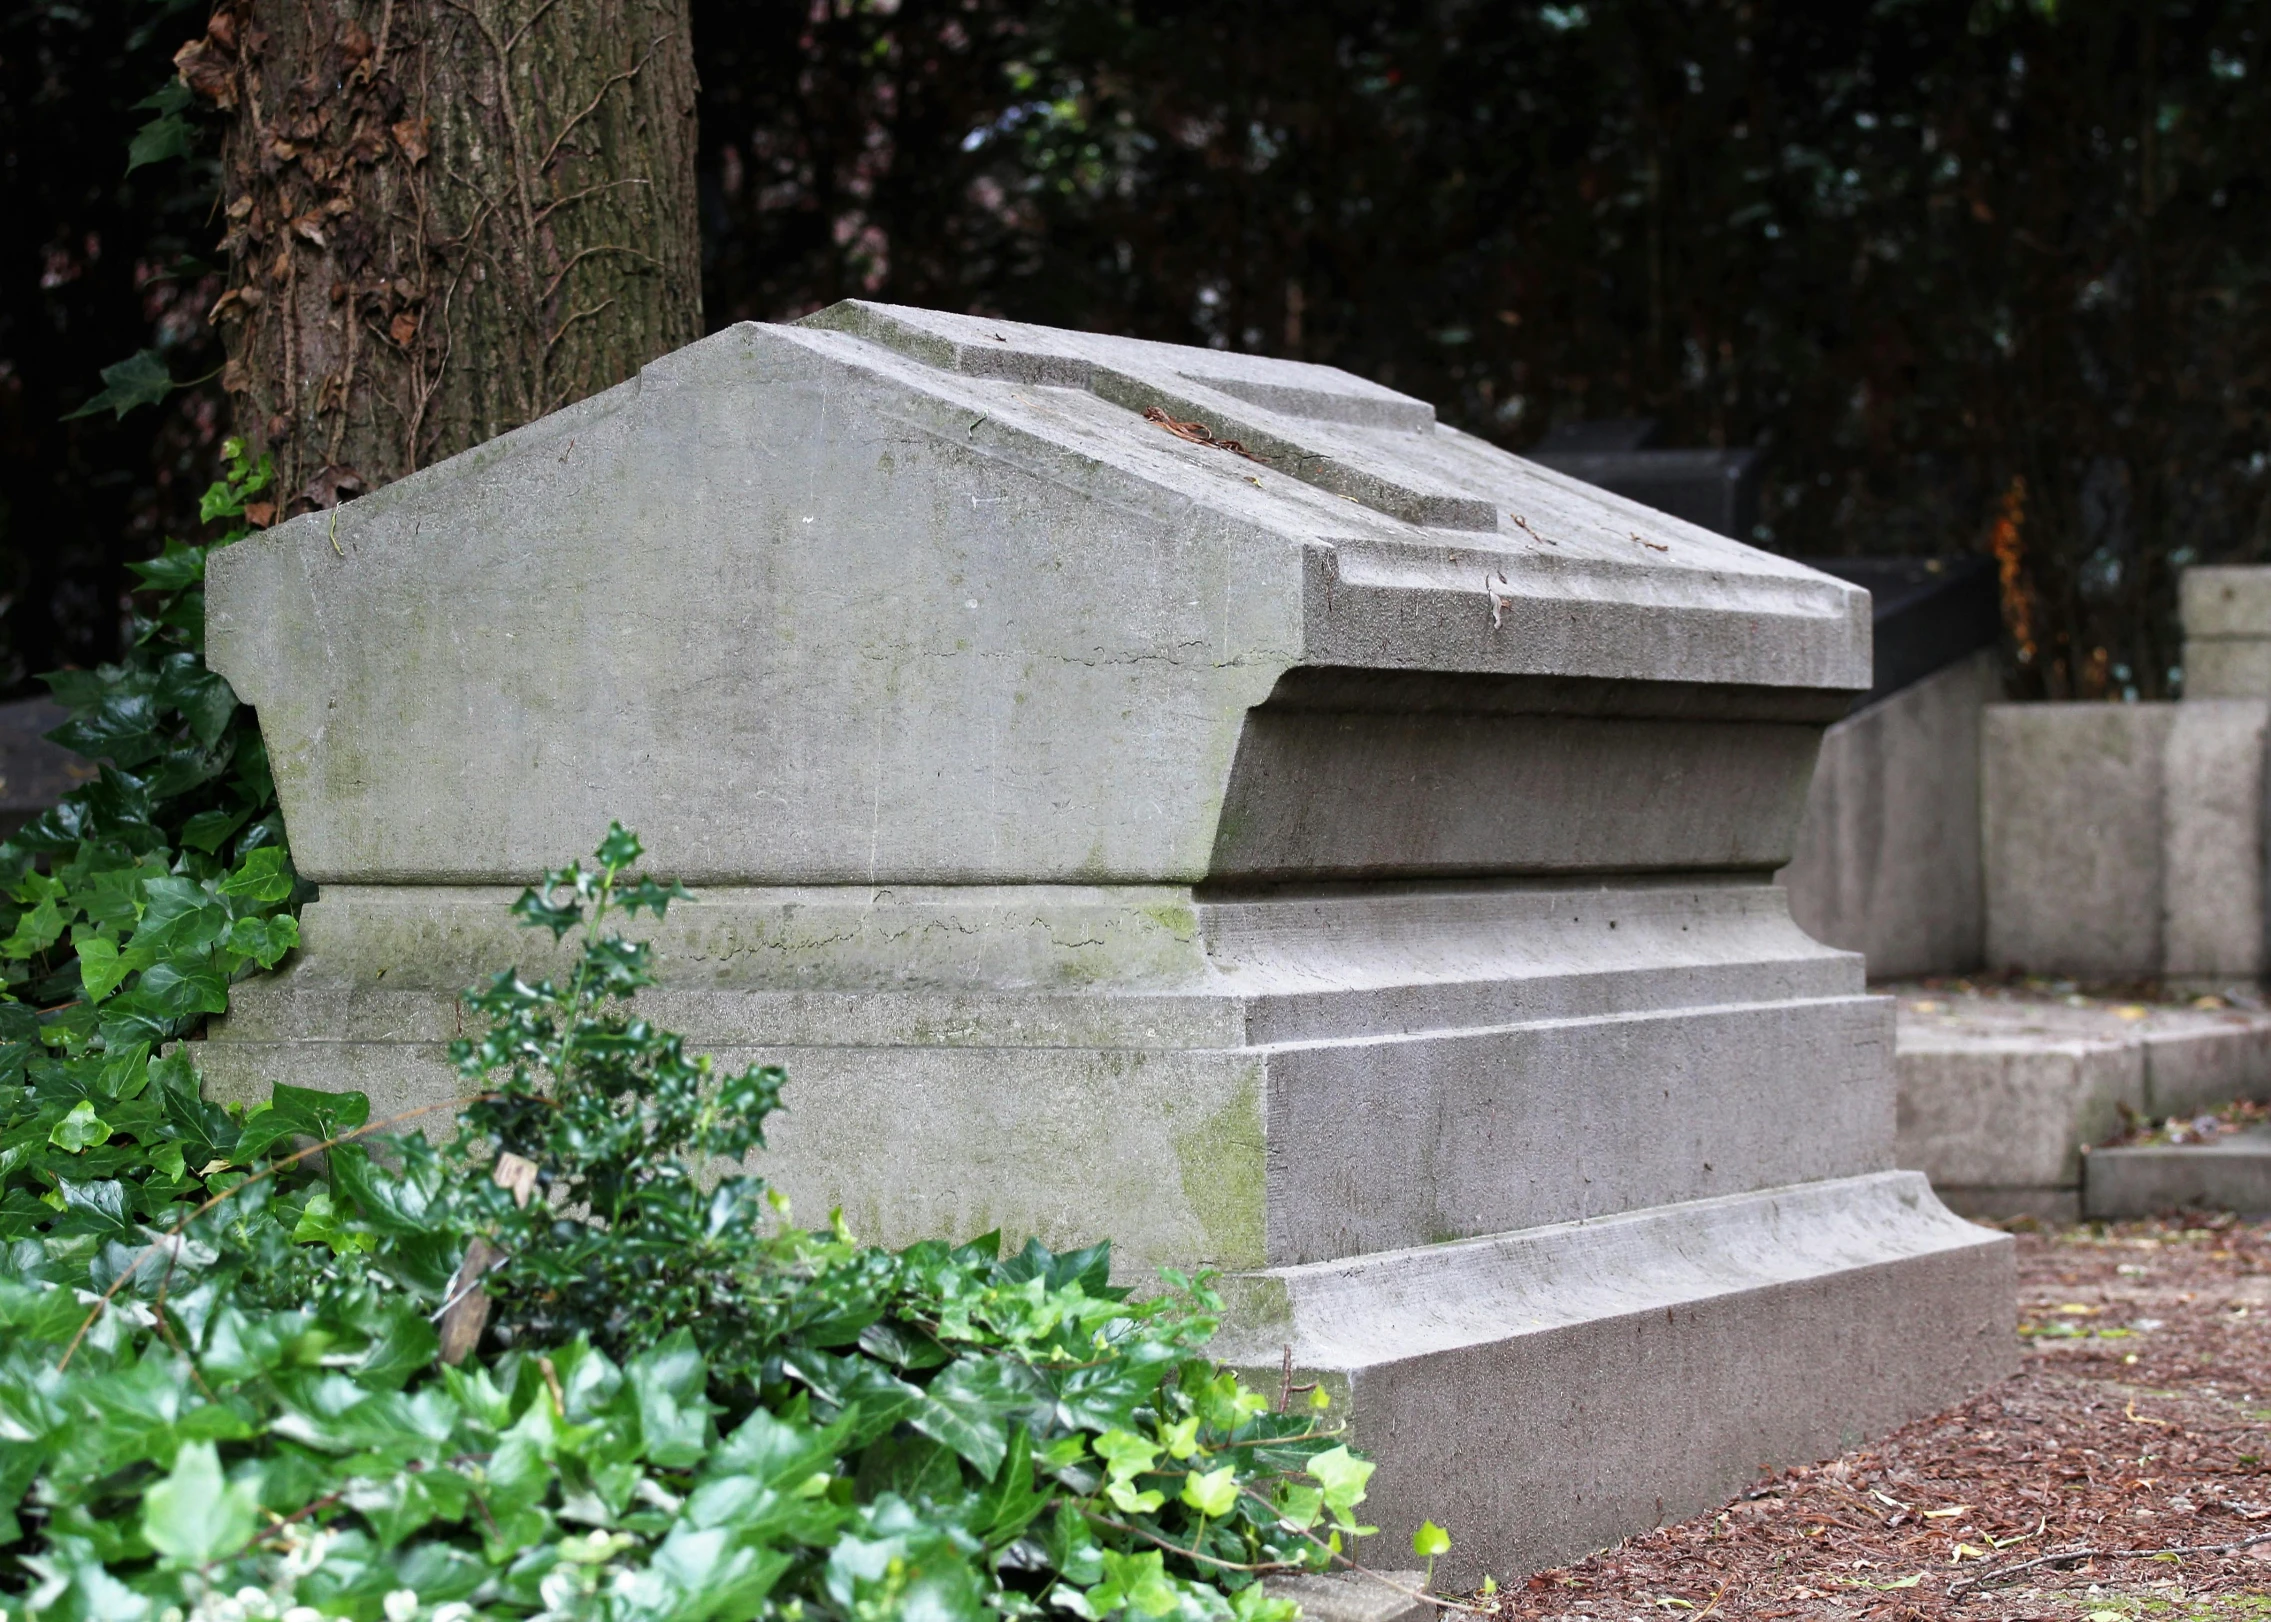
0,826 -> 1407,1622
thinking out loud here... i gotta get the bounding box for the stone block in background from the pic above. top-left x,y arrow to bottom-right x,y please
1981,695 -> 2271,984
1982,704 -> 2172,977
1892,989 -> 2271,1220
2162,701 -> 2271,984
2182,567 -> 2271,698
203,302 -> 2012,1581
1522,418 -> 1762,541
2083,1130 -> 2271,1218
1782,651 -> 1996,979
1791,556 -> 2001,712
0,697 -> 96,837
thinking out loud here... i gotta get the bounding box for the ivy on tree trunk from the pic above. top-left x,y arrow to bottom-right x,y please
178,0 -> 701,515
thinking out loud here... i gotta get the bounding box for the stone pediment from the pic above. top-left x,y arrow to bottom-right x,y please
209,300 -> 1865,886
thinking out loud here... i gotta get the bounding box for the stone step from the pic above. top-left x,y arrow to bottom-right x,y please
1211,1171 -> 2011,1584
1892,988 -> 2271,1221
2083,1128 -> 2271,1219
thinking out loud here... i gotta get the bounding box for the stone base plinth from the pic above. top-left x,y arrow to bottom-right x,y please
201,878 -> 2012,1580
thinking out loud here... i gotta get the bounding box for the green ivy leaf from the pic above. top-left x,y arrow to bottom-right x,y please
234,1082 -> 370,1164
1412,1519 -> 1451,1558
126,538 -> 208,593
1,897 -> 68,960
113,957 -> 229,1021
217,846 -> 293,904
62,349 -> 179,422
48,1099 -> 110,1152
629,1329 -> 717,1468
1305,1444 -> 1377,1532
142,1440 -> 262,1566
74,936 -> 131,1002
1181,1464 -> 1239,1519
126,110 -> 195,173
1088,1549 -> 1181,1619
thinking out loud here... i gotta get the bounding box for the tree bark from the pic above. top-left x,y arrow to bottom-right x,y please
177,0 -> 700,515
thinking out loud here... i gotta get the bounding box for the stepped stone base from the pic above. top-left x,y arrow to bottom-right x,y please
2084,1130 -> 2271,1219
1893,989 -> 2271,1220
1213,1174 -> 2010,1584
198,878 -> 2013,1582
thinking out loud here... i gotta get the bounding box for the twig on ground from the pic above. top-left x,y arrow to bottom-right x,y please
1947,1528 -> 2271,1597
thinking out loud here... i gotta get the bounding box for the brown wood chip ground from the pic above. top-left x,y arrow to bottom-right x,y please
1467,1215 -> 2271,1621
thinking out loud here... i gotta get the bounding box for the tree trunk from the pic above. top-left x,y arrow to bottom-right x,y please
177,0 -> 701,515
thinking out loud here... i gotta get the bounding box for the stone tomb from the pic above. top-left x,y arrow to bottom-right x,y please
202,302 -> 2013,1580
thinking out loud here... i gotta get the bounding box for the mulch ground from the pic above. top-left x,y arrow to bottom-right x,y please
1469,1216 -> 2271,1621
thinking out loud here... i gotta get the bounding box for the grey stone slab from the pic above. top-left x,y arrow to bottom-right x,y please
1263,1572 -> 1430,1622
2083,1130 -> 2271,1218
1893,990 -> 2271,1204
2185,639 -> 2271,701
1781,650 -> 1994,978
1212,1173 -> 2013,1585
0,697 -> 97,837
2182,567 -> 2271,642
2141,1017 -> 2271,1116
203,883 -> 1891,1273
1932,1187 -> 2082,1224
2161,701 -> 2271,982
1896,1023 -> 2141,1192
2180,567 -> 2271,698
1982,704 -> 2171,976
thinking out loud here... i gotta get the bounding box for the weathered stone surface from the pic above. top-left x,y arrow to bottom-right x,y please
209,302 -> 1866,888
1211,1174 -> 2012,1587
1893,990 -> 2271,1216
2162,701 -> 2271,982
2182,567 -> 2271,700
1981,704 -> 2171,976
1782,650 -> 1994,978
204,302 -> 2006,1578
1263,1572 -> 1430,1622
2084,1130 -> 2271,1218
1896,1014 -> 2143,1203
1978,694 -> 2268,981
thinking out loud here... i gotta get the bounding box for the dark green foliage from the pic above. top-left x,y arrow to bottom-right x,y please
0,0 -> 228,691
0,436 -> 301,1266
0,435 -> 298,1050
0,830 -> 1395,1621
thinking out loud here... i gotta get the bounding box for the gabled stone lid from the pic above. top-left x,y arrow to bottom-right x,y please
208,303 -> 1867,885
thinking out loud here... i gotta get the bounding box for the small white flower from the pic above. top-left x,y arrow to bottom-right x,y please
384,1591 -> 422,1622
284,1609 -> 323,1622
432,1607 -> 476,1622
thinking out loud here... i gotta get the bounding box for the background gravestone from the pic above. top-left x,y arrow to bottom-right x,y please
203,302 -> 2014,1580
